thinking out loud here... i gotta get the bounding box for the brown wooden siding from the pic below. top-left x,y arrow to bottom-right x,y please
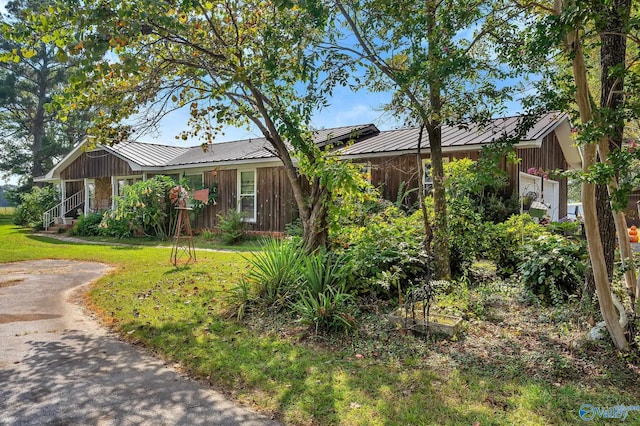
369,155 -> 420,206
60,150 -> 133,180
256,166 -> 298,232
366,153 -> 478,207
359,131 -> 569,219
512,132 -> 569,219
95,177 -> 112,210
192,169 -> 237,229
625,192 -> 640,227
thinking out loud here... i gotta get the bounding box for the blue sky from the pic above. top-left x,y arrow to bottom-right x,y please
0,0 -> 528,186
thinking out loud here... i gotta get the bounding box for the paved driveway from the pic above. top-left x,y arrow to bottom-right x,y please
0,260 -> 279,425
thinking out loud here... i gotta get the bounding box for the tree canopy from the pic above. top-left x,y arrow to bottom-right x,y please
0,0 -> 91,190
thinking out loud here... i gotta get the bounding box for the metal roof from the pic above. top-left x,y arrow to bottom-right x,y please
104,141 -> 190,167
66,113 -> 568,170
339,112 -> 569,156
165,124 -> 377,167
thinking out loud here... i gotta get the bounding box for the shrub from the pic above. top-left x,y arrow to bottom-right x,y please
519,234 -> 588,305
292,286 -> 357,333
292,251 -> 357,333
105,175 -> 176,238
233,238 -> 304,310
70,212 -> 104,236
98,210 -> 134,239
13,185 -> 60,229
217,209 -> 246,244
482,214 -> 550,277
333,205 -> 427,297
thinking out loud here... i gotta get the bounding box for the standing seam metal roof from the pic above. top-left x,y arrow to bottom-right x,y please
105,141 -> 190,167
102,113 -> 567,167
339,112 -> 568,156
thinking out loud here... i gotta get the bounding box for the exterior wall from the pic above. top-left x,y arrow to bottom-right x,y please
359,130 -> 569,220
95,177 -> 112,210
192,169 -> 237,229
256,166 -> 298,232
60,150 -> 133,180
510,132 -> 569,219
366,151 -> 480,208
192,166 -> 298,233
369,155 -> 420,206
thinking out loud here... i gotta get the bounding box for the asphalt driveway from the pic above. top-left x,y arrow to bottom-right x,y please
0,259 -> 279,425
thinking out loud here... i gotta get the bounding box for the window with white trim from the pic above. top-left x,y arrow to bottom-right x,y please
356,162 -> 372,182
421,157 -> 449,191
238,170 -> 256,222
183,173 -> 204,190
117,177 -> 142,196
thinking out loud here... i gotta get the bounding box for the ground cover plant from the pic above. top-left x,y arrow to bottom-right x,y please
1,213 -> 639,425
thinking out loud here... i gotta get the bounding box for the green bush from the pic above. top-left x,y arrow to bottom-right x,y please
519,234 -> 588,305
98,210 -> 134,238
100,175 -> 176,238
13,185 -> 60,229
217,209 -> 246,244
292,286 -> 357,333
332,205 -> 427,297
482,214 -> 550,277
233,238 -> 304,310
292,251 -> 357,333
70,212 -> 103,236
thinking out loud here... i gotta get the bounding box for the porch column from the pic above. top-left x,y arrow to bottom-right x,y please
83,178 -> 89,215
142,172 -> 148,181
111,176 -> 117,209
60,180 -> 66,218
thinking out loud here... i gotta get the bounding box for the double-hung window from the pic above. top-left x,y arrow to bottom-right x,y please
239,170 -> 256,222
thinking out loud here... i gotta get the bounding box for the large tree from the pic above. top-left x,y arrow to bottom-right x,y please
26,0 -> 356,251
0,0 -> 90,188
329,0 -> 530,278
528,0 -> 640,349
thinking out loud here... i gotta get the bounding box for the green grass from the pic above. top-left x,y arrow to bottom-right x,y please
1,212 -> 638,425
67,232 -> 265,251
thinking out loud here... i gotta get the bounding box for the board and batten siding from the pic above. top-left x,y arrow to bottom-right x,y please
364,151 -> 480,207
511,131 -> 569,219
60,150 -> 133,180
256,166 -> 298,233
194,166 -> 297,233
193,169 -> 237,229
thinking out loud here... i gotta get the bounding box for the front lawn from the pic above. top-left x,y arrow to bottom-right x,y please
1,214 -> 638,425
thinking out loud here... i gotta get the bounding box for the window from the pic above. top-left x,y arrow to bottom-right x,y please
422,159 -> 433,192
183,174 -> 204,190
238,170 -> 256,222
356,162 -> 372,182
117,177 -> 141,196
87,181 -> 95,212
421,157 -> 449,192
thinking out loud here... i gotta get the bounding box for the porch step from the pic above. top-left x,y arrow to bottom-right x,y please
44,223 -> 74,234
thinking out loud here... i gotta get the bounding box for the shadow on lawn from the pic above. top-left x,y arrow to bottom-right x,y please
128,316 -> 581,425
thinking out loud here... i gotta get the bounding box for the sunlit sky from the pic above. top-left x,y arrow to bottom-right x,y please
0,0 -> 527,186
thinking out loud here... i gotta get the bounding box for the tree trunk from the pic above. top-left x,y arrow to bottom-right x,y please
554,0 -> 628,349
425,2 -> 451,279
584,184 -> 615,298
426,123 -> 451,279
31,50 -> 48,179
598,0 -> 638,307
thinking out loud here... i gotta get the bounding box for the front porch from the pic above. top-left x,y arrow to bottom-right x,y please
42,177 -> 128,230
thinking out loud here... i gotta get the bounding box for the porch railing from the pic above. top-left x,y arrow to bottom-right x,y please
43,190 -> 85,230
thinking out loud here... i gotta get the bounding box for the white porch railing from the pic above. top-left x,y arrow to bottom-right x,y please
43,190 -> 85,230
